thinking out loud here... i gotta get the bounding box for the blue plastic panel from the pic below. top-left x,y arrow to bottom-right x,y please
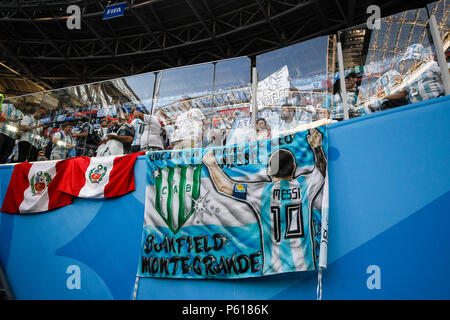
1,95 -> 449,299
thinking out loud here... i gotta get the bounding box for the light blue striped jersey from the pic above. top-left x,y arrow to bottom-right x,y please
19,114 -> 42,148
232,166 -> 324,275
0,104 -> 23,138
50,131 -> 75,160
131,118 -> 147,147
322,92 -> 359,120
406,62 -> 444,104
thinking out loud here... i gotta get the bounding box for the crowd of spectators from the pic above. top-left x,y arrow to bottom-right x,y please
0,43 -> 448,164
328,44 -> 450,117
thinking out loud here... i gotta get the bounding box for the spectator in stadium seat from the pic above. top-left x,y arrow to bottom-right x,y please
291,96 -> 316,124
73,116 -> 98,157
256,118 -> 271,140
50,122 -> 76,160
131,106 -> 166,152
0,102 -> 23,164
274,104 -> 302,134
171,102 -> 206,150
321,72 -> 360,121
103,108 -> 134,154
314,107 -> 331,122
99,119 -> 110,139
384,44 -> 445,106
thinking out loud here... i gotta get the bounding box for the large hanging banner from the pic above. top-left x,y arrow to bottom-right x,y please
138,126 -> 329,279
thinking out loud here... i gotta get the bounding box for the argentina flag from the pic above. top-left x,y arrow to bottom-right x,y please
138,126 -> 328,279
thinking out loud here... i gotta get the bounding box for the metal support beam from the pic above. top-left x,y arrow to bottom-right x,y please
83,19 -> 115,57
129,6 -> 176,67
21,8 -> 82,78
184,0 -> 227,57
429,14 -> 450,95
0,40 -> 52,90
250,57 -> 258,142
333,0 -> 351,27
255,0 -> 283,44
337,41 -> 349,120
200,0 -> 234,56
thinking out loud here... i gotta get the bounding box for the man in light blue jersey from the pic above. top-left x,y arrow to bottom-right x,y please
0,101 -> 23,163
385,44 -> 445,106
202,128 -> 327,275
130,116 -> 147,153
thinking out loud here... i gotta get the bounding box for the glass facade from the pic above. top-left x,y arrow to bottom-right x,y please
0,3 -> 448,164
337,7 -> 438,118
255,36 -> 330,139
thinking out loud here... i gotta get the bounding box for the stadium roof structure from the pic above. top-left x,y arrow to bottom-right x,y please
0,0 -> 438,97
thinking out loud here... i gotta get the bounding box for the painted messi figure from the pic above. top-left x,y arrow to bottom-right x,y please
202,128 -> 327,275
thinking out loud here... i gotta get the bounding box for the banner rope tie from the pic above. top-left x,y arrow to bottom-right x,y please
316,267 -> 323,300
132,275 -> 140,300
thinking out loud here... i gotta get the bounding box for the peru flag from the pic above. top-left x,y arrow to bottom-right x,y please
1,161 -> 73,214
59,152 -> 143,198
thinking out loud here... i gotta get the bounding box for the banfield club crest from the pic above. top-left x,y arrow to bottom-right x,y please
154,165 -> 202,234
30,171 -> 52,196
89,165 -> 107,183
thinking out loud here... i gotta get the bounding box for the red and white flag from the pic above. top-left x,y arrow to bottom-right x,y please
1,161 -> 73,214
58,152 -> 143,198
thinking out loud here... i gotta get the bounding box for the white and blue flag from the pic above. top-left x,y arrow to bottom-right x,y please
138,126 -> 329,279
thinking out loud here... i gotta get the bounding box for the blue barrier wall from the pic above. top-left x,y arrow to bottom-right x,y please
1,95 -> 450,300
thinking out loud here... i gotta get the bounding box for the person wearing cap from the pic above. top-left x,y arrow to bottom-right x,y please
321,72 -> 360,121
102,107 -> 135,154
385,44 -> 445,105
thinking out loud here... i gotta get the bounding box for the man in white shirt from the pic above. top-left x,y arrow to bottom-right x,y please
171,106 -> 206,150
99,108 -> 135,155
131,106 -> 166,152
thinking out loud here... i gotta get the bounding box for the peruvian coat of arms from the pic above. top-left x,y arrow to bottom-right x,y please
89,165 -> 108,183
30,171 -> 52,195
